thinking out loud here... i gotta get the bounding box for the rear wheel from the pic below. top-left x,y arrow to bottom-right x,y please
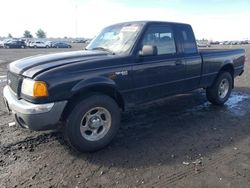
206,71 -> 232,105
64,94 -> 121,152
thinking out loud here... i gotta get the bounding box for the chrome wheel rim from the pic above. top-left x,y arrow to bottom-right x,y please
80,107 -> 111,141
218,78 -> 229,99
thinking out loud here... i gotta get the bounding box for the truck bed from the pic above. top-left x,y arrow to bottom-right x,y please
199,48 -> 245,87
199,48 -> 244,53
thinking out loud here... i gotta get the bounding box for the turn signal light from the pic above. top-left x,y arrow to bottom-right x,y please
33,81 -> 48,97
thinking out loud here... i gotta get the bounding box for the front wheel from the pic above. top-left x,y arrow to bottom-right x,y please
206,71 -> 232,105
64,94 -> 121,152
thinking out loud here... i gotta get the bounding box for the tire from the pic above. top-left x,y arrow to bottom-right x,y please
34,46 -> 37,48
206,71 -> 232,105
64,94 -> 121,152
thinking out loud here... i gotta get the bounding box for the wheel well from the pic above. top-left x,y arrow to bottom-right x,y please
219,64 -> 234,87
220,64 -> 234,76
61,85 -> 124,121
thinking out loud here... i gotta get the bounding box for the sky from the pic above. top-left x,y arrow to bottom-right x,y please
0,0 -> 249,41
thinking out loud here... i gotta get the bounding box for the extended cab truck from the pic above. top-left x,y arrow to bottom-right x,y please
3,21 -> 245,152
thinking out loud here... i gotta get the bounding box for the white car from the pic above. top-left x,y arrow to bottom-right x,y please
197,42 -> 211,48
0,39 -> 12,48
0,40 -> 4,48
29,41 -> 49,48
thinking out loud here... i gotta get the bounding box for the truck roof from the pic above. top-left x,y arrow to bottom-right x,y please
109,20 -> 191,27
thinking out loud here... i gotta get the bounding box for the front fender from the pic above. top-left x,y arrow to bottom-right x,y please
71,76 -> 117,94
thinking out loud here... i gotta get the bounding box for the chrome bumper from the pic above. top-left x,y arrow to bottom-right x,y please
3,85 -> 54,114
3,85 -> 67,130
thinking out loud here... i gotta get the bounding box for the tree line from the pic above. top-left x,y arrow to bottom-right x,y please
8,29 -> 46,39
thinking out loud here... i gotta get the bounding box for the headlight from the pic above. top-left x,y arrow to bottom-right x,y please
21,78 -> 48,97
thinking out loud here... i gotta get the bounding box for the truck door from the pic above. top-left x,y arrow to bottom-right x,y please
131,24 -> 186,103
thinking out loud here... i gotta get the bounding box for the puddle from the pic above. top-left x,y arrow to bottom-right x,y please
225,93 -> 249,108
186,92 -> 250,116
225,93 -> 250,116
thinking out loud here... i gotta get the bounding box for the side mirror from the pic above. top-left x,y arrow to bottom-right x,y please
139,45 -> 158,56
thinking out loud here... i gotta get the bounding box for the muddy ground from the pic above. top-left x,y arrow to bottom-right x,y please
0,44 -> 250,188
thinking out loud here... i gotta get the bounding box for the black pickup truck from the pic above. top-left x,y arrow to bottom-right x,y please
3,21 -> 245,152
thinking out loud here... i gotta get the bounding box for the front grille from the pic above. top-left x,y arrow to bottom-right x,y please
7,72 -> 22,95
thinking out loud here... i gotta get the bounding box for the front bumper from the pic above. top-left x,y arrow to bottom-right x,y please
3,85 -> 67,131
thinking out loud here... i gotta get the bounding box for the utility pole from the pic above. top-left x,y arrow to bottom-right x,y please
75,5 -> 78,38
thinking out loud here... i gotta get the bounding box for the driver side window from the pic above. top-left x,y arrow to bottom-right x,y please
142,25 -> 176,55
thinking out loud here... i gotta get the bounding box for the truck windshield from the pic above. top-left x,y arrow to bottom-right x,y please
86,23 -> 143,54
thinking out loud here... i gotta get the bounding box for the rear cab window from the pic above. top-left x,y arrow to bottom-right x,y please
176,24 -> 198,54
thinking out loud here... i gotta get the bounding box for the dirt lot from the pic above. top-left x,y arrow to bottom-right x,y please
0,45 -> 250,188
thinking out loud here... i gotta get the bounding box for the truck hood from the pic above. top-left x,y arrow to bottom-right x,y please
8,50 -> 109,78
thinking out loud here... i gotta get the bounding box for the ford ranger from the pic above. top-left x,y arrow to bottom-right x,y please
3,21 -> 245,152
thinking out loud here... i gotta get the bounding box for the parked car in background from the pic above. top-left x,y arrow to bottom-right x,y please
222,41 -> 229,45
210,41 -> 220,45
197,41 -> 210,47
85,39 -> 92,44
72,39 -> 87,43
52,42 -> 72,48
240,41 -> 249,45
45,41 -> 54,48
4,40 -> 26,48
230,41 -> 239,45
1,39 -> 12,47
29,41 -> 49,48
25,40 -> 33,47
0,40 -> 4,48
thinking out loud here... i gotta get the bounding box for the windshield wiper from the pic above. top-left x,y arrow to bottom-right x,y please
91,47 -> 115,55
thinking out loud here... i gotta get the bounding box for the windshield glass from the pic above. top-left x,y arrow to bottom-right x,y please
86,23 -> 143,54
